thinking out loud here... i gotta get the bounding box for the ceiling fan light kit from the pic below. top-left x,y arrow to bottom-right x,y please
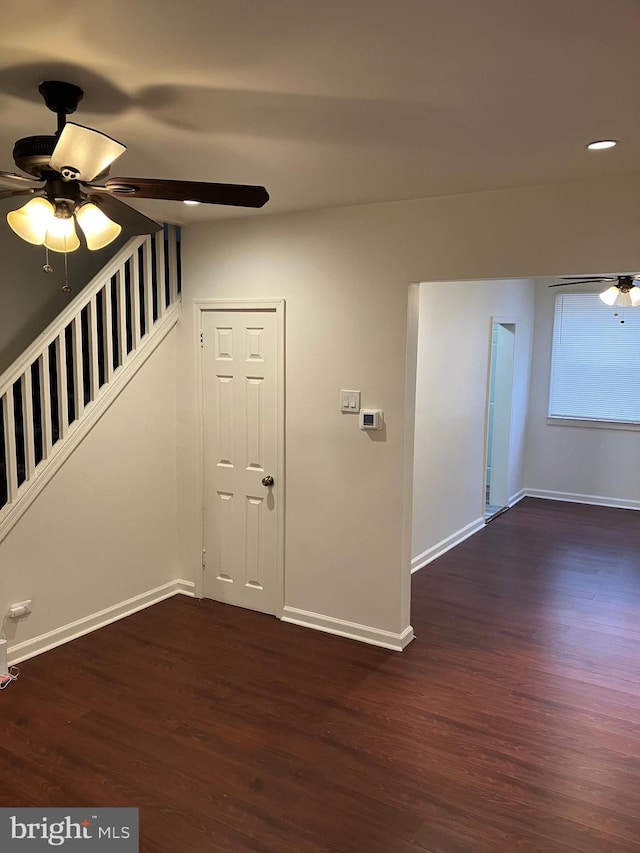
6,196 -> 55,245
3,80 -> 269,256
75,202 -> 122,250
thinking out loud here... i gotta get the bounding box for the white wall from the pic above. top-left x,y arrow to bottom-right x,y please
177,173 -> 640,644
524,280 -> 640,506
0,197 -> 127,373
412,279 -> 534,567
0,328 -> 179,653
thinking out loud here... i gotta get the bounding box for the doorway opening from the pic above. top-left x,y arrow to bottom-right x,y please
484,321 -> 516,521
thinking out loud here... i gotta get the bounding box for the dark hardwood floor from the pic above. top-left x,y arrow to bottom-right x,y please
2,498 -> 640,852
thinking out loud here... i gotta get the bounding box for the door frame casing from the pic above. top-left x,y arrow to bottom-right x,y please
194,298 -> 286,616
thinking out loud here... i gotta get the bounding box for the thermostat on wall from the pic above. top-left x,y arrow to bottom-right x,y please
360,409 -> 383,430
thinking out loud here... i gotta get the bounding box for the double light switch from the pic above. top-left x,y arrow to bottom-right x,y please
340,390 -> 361,413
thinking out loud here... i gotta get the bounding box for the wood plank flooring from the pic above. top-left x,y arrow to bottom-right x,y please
2,498 -> 640,851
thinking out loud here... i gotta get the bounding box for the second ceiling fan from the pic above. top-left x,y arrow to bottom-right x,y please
549,274 -> 640,307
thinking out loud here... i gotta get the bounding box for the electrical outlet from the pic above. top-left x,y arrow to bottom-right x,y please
8,600 -> 32,619
0,639 -> 8,678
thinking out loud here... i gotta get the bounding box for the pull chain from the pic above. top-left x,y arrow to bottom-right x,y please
62,247 -> 72,293
43,246 -> 53,275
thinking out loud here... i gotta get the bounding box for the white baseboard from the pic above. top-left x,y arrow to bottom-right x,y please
8,578 -> 195,666
524,489 -> 640,511
411,516 -> 485,574
509,488 -> 527,506
281,606 -> 414,652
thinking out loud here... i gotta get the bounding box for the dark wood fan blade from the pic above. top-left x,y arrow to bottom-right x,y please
560,276 -> 615,281
548,280 -> 607,287
0,188 -> 33,201
87,192 -> 162,235
104,177 -> 269,208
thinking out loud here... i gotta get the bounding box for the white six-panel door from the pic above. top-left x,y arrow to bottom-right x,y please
201,309 -> 280,614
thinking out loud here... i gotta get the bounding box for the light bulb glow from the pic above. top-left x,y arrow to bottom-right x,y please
7,197 -> 55,245
587,140 -> 617,150
183,199 -> 200,206
599,285 -> 620,306
630,286 -> 640,307
75,202 -> 121,250
43,214 -> 80,253
615,290 -> 632,308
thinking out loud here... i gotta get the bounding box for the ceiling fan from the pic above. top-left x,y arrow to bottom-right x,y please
0,80 -> 269,253
549,274 -> 640,307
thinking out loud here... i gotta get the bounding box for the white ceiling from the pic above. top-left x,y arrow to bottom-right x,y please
2,0 -> 640,225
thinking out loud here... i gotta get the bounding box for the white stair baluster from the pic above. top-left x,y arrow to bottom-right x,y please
22,368 -> 36,481
4,389 -> 18,503
130,253 -> 141,351
56,332 -> 69,439
88,294 -> 100,400
155,230 -> 166,319
167,225 -> 179,306
40,348 -> 53,460
103,283 -> 114,384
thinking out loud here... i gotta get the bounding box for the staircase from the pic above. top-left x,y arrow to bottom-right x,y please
0,225 -> 181,540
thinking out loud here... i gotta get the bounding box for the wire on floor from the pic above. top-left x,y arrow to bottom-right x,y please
0,666 -> 20,690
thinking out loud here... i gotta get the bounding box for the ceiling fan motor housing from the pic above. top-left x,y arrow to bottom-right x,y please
13,135 -> 57,177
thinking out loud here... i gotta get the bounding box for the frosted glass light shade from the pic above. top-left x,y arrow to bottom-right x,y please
75,202 -> 121,250
599,285 -> 620,306
43,215 -> 80,253
7,197 -> 55,245
630,287 -> 640,307
615,290 -> 632,308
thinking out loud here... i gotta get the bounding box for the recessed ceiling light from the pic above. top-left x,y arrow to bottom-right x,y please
183,199 -> 200,205
587,140 -> 618,150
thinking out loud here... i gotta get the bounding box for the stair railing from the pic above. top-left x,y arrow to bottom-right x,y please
0,225 -> 181,538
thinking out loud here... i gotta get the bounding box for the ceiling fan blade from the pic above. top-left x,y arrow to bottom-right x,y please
548,279 -> 607,287
560,276 -> 615,281
50,123 -> 126,182
0,170 -> 41,191
104,177 -> 269,208
87,192 -> 162,235
0,189 -> 34,201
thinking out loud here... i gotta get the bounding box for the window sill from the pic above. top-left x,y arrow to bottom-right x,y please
547,417 -> 640,432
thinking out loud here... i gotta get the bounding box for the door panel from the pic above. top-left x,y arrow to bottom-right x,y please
202,310 -> 279,614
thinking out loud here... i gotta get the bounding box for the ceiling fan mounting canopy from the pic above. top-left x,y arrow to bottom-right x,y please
38,80 -> 84,117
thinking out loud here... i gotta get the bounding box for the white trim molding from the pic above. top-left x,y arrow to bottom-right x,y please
281,606 -> 414,652
525,489 -> 640,512
509,488 -> 527,507
411,516 -> 485,574
8,579 -> 195,666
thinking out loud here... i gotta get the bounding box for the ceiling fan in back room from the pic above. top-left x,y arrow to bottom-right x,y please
548,274 -> 640,307
0,80 -> 269,255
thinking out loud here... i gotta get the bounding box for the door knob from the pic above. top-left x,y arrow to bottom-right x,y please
261,475 -> 274,487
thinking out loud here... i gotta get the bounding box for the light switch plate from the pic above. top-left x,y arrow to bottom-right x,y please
340,390 -> 361,413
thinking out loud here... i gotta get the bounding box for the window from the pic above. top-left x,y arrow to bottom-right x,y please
549,293 -> 640,425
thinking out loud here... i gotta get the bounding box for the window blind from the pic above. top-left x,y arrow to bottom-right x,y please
549,293 -> 640,424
